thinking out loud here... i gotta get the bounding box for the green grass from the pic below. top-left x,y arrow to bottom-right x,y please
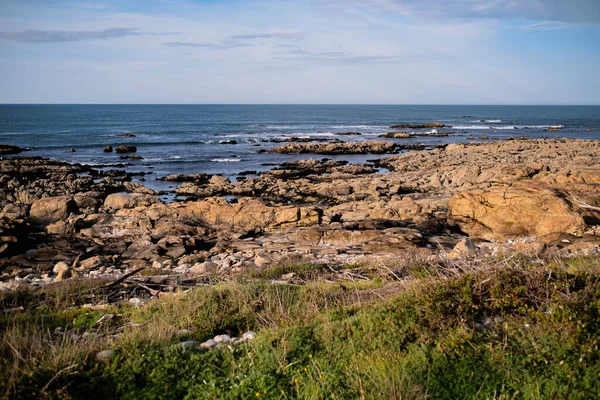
2,257 -> 600,399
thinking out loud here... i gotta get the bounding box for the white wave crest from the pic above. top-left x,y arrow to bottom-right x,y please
211,158 -> 242,163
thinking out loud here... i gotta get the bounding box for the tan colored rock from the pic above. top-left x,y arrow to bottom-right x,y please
79,255 -> 111,270
449,182 -> 586,241
30,196 -> 77,224
176,197 -> 320,232
104,193 -> 158,210
46,220 -> 75,235
447,238 -> 477,259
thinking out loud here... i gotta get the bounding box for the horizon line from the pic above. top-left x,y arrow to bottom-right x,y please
1,103 -> 599,107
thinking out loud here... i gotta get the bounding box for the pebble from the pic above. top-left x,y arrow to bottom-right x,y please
179,340 -> 199,349
200,339 -> 218,349
128,298 -> 145,306
213,334 -> 231,344
175,329 -> 193,336
96,349 -> 116,361
243,331 -> 257,341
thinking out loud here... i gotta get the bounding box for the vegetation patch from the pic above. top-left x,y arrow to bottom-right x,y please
2,256 -> 600,399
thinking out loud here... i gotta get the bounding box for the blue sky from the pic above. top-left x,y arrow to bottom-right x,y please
0,0 -> 599,104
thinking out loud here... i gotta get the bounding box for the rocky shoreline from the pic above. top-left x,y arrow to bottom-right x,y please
2,138 -> 600,294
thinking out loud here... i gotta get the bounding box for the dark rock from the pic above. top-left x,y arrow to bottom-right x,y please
0,144 -> 29,155
104,146 -> 113,153
115,145 -> 137,153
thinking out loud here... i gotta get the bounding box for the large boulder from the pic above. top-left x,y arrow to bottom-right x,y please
176,197 -> 321,232
449,182 -> 586,241
29,196 -> 78,224
104,193 -> 159,210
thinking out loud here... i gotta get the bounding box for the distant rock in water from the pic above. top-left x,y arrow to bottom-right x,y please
389,122 -> 449,129
158,173 -> 212,183
68,148 -> 76,152
379,132 -> 413,138
0,144 -> 29,155
269,140 -> 397,155
219,140 -> 237,145
117,133 -> 136,137
104,146 -> 113,153
115,145 -> 137,153
336,131 -> 362,136
120,155 -> 143,160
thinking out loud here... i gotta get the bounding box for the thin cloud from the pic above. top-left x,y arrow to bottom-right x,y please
346,0 -> 600,24
520,21 -> 572,31
0,28 -> 176,43
163,41 -> 253,50
229,32 -> 305,40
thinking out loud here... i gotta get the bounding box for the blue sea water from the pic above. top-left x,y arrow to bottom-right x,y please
1,105 -> 599,194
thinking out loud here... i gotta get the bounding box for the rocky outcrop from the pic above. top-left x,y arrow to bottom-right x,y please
269,140 -> 397,155
0,144 -> 29,155
115,145 -> 137,153
449,181 -> 587,241
379,132 -> 412,138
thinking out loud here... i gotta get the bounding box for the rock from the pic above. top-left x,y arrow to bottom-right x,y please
46,220 -> 75,235
79,255 -> 110,270
68,148 -> 76,152
0,144 -> 28,155
30,196 -> 78,224
96,349 -> 116,361
53,261 -> 72,281
254,254 -> 271,267
114,145 -> 137,153
104,193 -> 158,210
379,132 -> 412,138
269,140 -> 397,155
119,155 -> 143,160
243,331 -> 256,341
190,262 -> 218,274
129,298 -> 145,307
104,145 -> 113,152
176,329 -> 193,336
200,339 -> 218,349
179,340 -> 199,349
117,133 -> 136,137
219,140 -> 237,144
447,238 -> 477,259
449,182 -> 586,241
214,334 -> 231,344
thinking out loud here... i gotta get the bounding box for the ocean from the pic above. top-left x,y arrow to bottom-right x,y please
1,104 -> 599,195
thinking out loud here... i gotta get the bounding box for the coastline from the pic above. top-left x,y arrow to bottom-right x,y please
3,137 -> 600,290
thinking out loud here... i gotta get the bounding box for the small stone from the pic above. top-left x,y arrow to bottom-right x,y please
200,339 -> 218,349
254,254 -> 271,267
152,261 -> 162,269
53,261 -> 70,274
175,329 -> 193,336
243,331 -> 256,341
104,145 -> 113,152
281,272 -> 296,280
96,349 -> 116,361
179,340 -> 199,349
214,334 -> 231,344
128,298 -> 145,307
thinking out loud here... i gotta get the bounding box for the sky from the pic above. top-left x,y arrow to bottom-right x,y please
0,0 -> 599,104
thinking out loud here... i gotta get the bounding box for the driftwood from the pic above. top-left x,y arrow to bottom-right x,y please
101,267 -> 146,289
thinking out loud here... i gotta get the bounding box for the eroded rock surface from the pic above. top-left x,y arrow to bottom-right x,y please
3,139 -> 600,291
